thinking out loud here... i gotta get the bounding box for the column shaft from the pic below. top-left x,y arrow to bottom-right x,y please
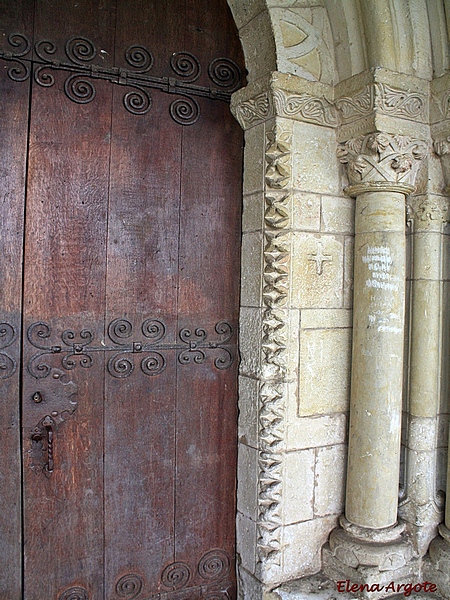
346,187 -> 407,529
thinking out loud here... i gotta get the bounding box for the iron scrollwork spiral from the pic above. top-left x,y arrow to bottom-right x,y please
65,36 -> 97,64
0,33 -> 31,82
1,32 -> 243,122
208,58 -> 241,92
198,550 -> 230,581
170,51 -> 201,82
169,96 -> 200,126
26,318 -> 234,379
58,587 -> 89,600
115,573 -> 144,598
64,74 -> 96,104
107,318 -> 167,378
151,549 -> 232,597
161,561 -> 191,590
125,45 -> 153,73
0,322 -> 17,379
123,88 -> 152,114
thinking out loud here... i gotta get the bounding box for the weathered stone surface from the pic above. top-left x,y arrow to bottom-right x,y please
244,123 -> 267,194
238,442 -> 259,520
239,375 -> 260,448
237,511 -> 258,575
298,327 -> 351,416
239,307 -> 263,378
283,449 -> 315,524
292,191 -> 321,231
286,413 -> 347,450
241,231 -> 264,307
292,121 -> 340,195
321,195 -> 354,234
314,445 -> 346,517
282,516 -> 338,581
292,233 -> 344,308
243,192 -> 265,233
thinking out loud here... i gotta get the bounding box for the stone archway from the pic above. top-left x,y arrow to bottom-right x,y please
228,1 -> 450,598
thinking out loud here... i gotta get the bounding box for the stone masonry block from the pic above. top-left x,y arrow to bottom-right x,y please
286,413 -> 347,450
238,375 -> 259,449
292,121 -> 340,196
298,327 -> 351,416
292,191 -> 321,232
227,0 -> 266,30
243,122 -> 266,194
237,442 -> 259,520
321,195 -> 355,234
236,511 -> 257,575
238,10 -> 277,83
292,233 -> 344,308
239,307 -> 263,378
241,231 -> 263,307
282,516 -> 339,582
314,444 -> 346,517
283,449 -> 315,524
243,192 -> 265,233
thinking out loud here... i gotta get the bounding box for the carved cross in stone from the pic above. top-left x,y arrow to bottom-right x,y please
307,242 -> 332,275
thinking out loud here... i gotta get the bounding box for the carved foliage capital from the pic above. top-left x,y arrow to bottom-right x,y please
434,135 -> 450,157
338,132 -> 427,187
407,195 -> 450,226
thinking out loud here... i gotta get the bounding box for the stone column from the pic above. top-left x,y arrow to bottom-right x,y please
423,88 -> 450,598
323,132 -> 426,592
398,193 -> 448,556
345,179 -> 410,530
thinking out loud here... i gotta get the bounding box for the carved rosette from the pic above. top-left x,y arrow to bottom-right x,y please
256,120 -> 293,573
337,132 -> 427,190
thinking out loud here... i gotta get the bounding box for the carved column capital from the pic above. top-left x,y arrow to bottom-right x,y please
433,135 -> 450,196
338,132 -> 427,190
407,194 -> 450,229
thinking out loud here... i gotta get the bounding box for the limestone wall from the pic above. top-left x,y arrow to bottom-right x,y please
227,0 -> 450,597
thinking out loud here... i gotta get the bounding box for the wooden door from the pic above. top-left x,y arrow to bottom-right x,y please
0,2 -> 244,598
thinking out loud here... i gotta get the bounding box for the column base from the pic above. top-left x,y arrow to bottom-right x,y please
424,524 -> 450,600
322,517 -> 418,599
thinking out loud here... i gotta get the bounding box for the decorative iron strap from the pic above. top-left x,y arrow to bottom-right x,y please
58,550 -> 232,599
27,319 -> 235,379
0,322 -> 17,379
0,33 -> 243,124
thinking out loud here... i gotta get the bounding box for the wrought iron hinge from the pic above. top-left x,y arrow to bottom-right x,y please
0,34 -> 244,124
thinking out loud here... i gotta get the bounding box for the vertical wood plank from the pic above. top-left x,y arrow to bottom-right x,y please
0,2 -> 33,596
21,2 -> 115,595
174,2 -> 244,594
103,1 -> 185,596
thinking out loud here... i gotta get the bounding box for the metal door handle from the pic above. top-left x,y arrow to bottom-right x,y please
42,415 -> 54,474
30,414 -> 55,476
